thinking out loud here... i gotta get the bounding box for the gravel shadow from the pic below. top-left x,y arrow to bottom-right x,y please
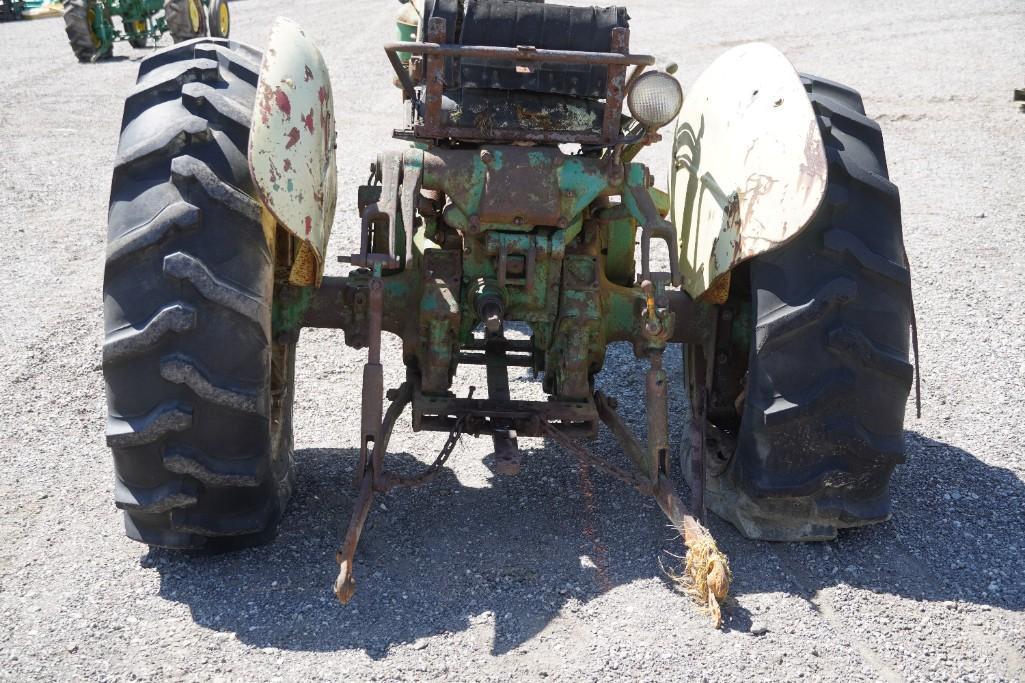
146,430 -> 1023,656
144,444 -> 675,657
724,431 -> 1025,614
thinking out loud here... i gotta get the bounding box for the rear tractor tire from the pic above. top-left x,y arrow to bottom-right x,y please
687,74 -> 914,541
103,39 -> 296,550
64,0 -> 111,62
164,0 -> 206,43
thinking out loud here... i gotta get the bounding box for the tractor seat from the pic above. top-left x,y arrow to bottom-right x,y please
422,0 -> 630,99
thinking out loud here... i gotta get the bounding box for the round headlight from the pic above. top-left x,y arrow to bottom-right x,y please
627,71 -> 684,130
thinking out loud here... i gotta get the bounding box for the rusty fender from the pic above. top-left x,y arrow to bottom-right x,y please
671,43 -> 828,300
248,18 -> 338,286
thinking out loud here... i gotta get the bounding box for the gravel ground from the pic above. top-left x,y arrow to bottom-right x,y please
1,0 -> 1024,680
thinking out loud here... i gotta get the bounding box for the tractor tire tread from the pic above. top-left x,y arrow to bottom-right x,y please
114,477 -> 199,513
159,354 -> 265,416
104,303 -> 198,363
715,73 -> 913,539
105,200 -> 201,266
106,400 -> 193,447
162,251 -> 267,328
823,229 -> 910,285
104,40 -> 291,551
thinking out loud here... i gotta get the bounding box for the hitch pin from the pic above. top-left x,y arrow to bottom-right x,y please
641,280 -> 661,336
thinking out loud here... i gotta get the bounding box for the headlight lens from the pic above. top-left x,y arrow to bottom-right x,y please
627,71 -> 684,129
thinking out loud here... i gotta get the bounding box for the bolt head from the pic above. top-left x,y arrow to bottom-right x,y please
480,149 -> 494,165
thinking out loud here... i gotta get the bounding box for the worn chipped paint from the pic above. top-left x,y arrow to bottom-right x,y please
248,18 -> 337,285
670,43 -> 828,299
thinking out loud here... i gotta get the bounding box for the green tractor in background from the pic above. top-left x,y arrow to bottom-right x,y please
63,0 -> 230,62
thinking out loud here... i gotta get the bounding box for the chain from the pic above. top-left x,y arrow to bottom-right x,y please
539,418 -> 652,495
383,415 -> 466,489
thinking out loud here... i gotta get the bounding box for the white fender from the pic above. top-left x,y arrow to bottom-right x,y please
248,18 -> 337,284
671,43 -> 827,300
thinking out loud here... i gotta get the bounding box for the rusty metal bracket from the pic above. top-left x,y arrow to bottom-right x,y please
351,151 -> 403,269
486,326 -> 522,475
540,414 -> 651,494
385,19 -> 655,145
629,183 -> 681,287
353,276 -> 385,487
334,380 -> 464,604
689,345 -> 709,522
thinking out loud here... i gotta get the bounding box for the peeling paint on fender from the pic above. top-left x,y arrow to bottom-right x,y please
671,43 -> 828,300
248,17 -> 337,285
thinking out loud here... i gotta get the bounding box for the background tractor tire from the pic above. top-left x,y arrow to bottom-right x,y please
164,0 -> 206,43
127,20 -> 150,49
103,39 -> 295,550
691,74 -> 914,541
207,0 -> 228,38
64,0 -> 111,62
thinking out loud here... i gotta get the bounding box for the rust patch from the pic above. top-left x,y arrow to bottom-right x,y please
514,104 -> 553,129
700,271 -> 731,304
304,64 -> 314,82
275,88 -> 292,118
741,173 -> 777,233
258,82 -> 274,125
302,109 -> 315,134
288,240 -> 318,287
285,127 -> 301,150
797,118 -> 827,201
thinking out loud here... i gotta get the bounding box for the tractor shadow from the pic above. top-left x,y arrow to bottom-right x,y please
722,429 -> 1025,615
145,431 -> 1024,656
143,439 -> 685,657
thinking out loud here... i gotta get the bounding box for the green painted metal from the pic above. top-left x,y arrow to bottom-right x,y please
307,140 -> 687,406
272,285 -> 313,336
81,0 -> 208,54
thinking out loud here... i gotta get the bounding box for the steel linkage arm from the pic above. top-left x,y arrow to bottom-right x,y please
542,280 -> 731,626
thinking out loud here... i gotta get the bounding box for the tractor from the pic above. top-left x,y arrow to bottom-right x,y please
0,0 -> 24,22
101,0 -> 915,624
63,0 -> 229,62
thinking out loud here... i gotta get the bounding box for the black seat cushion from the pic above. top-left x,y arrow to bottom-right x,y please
423,0 -> 629,99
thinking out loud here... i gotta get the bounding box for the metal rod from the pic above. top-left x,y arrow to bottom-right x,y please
594,392 -> 654,481
485,328 -> 521,475
690,345 -> 709,522
334,471 -> 375,604
602,27 -> 630,142
387,47 -> 417,100
354,277 -> 385,487
413,124 -> 610,145
384,41 -> 655,67
423,19 -> 446,134
645,351 -> 669,483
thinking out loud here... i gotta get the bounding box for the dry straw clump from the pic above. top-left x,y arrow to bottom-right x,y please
666,526 -> 732,627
